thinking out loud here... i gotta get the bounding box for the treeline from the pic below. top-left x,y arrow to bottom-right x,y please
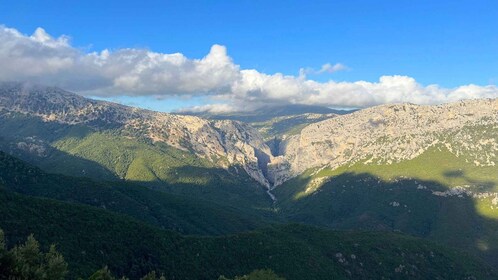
0,228 -> 283,280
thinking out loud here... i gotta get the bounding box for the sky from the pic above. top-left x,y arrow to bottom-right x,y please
0,0 -> 497,112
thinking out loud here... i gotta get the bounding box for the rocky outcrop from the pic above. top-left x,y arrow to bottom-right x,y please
270,99 -> 498,185
0,82 -> 275,189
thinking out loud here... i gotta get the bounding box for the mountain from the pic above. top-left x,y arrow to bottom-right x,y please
0,82 -> 277,206
269,100 -> 498,266
182,104 -> 355,142
182,104 -> 352,123
268,100 -> 498,185
1,128 -> 495,279
4,81 -> 498,274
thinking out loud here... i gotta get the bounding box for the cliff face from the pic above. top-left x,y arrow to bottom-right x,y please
0,82 -> 274,188
269,100 -> 498,185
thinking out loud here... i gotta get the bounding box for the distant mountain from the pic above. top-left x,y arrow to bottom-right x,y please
182,103 -> 353,123
182,104 -> 356,144
252,113 -> 337,141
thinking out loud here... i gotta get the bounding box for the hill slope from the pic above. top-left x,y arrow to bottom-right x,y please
0,151 -> 274,235
270,100 -> 498,185
0,82 -> 276,206
0,189 -> 494,279
275,146 -> 498,266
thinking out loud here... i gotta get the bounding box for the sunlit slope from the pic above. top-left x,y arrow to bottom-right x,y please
0,189 -> 494,279
52,130 -> 271,207
275,146 -> 498,265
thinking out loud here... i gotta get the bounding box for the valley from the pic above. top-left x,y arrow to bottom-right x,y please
1,82 -> 498,278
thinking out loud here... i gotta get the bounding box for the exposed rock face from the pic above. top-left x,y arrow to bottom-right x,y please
270,99 -> 498,185
0,82 -> 274,188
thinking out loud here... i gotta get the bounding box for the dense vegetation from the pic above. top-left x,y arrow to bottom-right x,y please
1,190 -> 493,279
0,229 -> 67,279
275,147 -> 498,266
219,269 -> 284,280
0,231 -> 280,280
0,150 -> 493,278
0,151 -> 272,235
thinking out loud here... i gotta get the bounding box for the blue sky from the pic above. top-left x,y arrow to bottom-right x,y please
0,0 -> 497,112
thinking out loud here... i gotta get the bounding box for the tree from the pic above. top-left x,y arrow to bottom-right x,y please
44,245 -> 68,280
219,269 -> 285,280
0,228 -> 13,278
0,229 -> 4,253
0,230 -> 67,280
88,266 -> 116,280
0,228 -> 165,280
140,271 -> 166,280
10,234 -> 44,279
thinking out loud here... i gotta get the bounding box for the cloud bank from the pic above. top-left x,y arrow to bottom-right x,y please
1,25 -> 497,112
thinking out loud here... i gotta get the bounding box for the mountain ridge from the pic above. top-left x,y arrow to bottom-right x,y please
268,98 -> 498,185
0,82 -> 276,192
2,81 -> 498,193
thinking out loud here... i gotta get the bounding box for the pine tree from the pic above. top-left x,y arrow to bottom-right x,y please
0,229 -> 67,280
11,234 -> 43,279
88,266 -> 116,280
44,245 -> 68,279
140,271 -> 166,280
0,229 -> 11,278
219,269 -> 285,280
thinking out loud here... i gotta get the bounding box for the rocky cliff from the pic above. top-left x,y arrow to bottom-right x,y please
270,99 -> 498,185
0,82 -> 274,188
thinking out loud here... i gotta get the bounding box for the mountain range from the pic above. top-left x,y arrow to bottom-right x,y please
2,81 -> 498,279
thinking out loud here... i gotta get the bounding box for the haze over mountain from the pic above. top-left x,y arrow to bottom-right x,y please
181,104 -> 352,122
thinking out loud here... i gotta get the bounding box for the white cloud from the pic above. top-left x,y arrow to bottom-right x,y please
319,63 -> 348,73
0,25 -> 239,94
179,103 -> 238,114
299,63 -> 348,78
1,25 -> 497,112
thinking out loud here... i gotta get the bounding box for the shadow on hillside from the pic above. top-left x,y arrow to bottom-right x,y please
283,171 -> 498,265
443,169 -> 496,189
0,115 -> 118,180
281,171 -> 498,266
129,164 -> 275,209
0,114 -> 274,210
1,135 -> 275,214
0,149 -> 279,238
